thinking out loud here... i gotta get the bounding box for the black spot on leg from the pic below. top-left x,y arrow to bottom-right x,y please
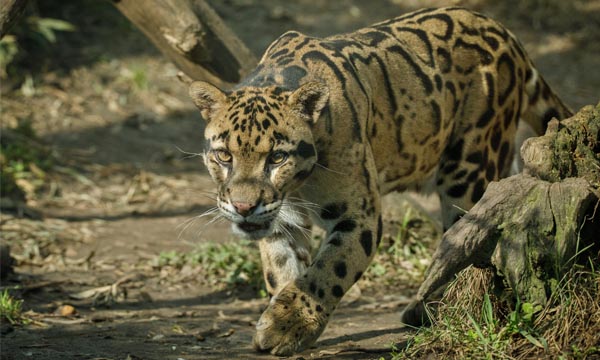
467,170 -> 479,182
471,178 -> 486,203
332,285 -> 344,298
332,219 -> 357,233
267,272 -> 277,289
360,230 -> 373,257
321,202 -> 348,220
446,139 -> 464,161
447,183 -> 468,198
442,162 -> 459,174
486,162 -> 496,181
491,127 -> 502,151
453,169 -> 468,180
315,304 -> 323,312
466,152 -> 483,163
499,141 -> 510,164
318,289 -> 325,298
354,271 -> 363,282
328,233 -> 342,246
334,262 -> 347,279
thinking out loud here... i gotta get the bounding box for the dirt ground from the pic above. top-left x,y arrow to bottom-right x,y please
1,0 -> 599,359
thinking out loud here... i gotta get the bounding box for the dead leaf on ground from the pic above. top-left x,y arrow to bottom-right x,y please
54,304 -> 77,316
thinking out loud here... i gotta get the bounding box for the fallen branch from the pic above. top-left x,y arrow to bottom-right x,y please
112,0 -> 257,88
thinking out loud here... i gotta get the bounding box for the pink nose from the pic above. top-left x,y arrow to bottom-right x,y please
232,201 -> 256,216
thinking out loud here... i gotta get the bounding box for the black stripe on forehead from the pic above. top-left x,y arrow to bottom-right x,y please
272,131 -> 290,144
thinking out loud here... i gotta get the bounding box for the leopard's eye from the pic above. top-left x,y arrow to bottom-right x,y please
269,151 -> 288,165
214,150 -> 232,164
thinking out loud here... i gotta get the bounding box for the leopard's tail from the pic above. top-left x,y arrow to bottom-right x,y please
521,67 -> 573,136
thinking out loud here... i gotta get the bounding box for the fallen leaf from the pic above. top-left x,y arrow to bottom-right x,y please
54,304 -> 76,316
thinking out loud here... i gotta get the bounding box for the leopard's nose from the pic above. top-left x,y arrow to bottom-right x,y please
232,201 -> 256,216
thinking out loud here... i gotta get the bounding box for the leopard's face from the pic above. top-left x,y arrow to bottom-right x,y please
190,81 -> 329,239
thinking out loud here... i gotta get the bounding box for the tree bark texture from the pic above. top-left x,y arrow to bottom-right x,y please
403,103 -> 600,326
112,0 -> 257,88
0,0 -> 28,38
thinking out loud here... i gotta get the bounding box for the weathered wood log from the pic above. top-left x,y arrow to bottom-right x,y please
403,103 -> 600,326
112,0 -> 257,88
0,0 -> 28,38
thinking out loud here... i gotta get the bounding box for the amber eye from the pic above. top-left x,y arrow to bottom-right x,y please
214,150 -> 232,164
269,151 -> 288,165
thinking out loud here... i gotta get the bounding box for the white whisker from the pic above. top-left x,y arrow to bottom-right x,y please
314,162 -> 347,175
194,215 -> 226,240
176,207 -> 220,241
174,145 -> 205,160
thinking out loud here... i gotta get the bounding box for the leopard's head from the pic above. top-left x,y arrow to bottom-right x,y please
189,81 -> 329,239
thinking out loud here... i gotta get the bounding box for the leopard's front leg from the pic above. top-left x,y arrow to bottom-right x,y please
258,221 -> 313,297
254,179 -> 382,355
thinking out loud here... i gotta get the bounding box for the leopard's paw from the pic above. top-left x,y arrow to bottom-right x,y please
253,286 -> 328,356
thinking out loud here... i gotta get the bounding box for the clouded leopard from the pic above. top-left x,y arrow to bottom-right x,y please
189,6 -> 571,355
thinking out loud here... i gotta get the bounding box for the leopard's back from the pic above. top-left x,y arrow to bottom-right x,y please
246,7 -> 571,227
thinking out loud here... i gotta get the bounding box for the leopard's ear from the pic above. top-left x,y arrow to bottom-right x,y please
288,82 -> 329,124
189,81 -> 227,122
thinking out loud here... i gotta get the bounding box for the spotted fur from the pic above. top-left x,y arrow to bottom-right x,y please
189,7 -> 571,355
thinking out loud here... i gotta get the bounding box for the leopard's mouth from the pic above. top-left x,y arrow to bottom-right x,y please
237,221 -> 270,233
232,220 -> 274,240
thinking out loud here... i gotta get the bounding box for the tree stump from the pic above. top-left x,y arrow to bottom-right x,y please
402,103 -> 600,326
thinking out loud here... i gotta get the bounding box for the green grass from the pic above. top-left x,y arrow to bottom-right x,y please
394,262 -> 600,359
154,240 -> 263,291
0,289 -> 26,325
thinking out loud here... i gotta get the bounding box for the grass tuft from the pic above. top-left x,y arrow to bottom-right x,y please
0,289 -> 27,325
154,240 -> 263,291
395,260 -> 600,359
